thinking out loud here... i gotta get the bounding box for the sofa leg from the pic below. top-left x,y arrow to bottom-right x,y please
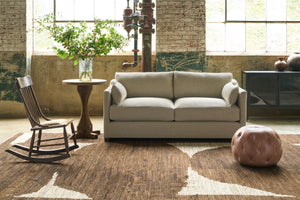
104,138 -> 111,142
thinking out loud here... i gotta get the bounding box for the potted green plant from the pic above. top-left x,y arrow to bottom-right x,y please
35,14 -> 127,81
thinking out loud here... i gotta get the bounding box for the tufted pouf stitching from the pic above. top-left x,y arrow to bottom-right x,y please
231,125 -> 282,167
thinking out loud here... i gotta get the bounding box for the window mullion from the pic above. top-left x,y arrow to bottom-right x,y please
73,0 -> 75,22
244,23 -> 246,52
225,0 -> 227,22
285,23 -> 287,52
93,0 -> 95,19
266,19 -> 269,52
245,0 -> 246,52
54,0 -> 56,19
244,0 -> 246,21
225,0 -> 227,51
285,0 -> 287,52
264,0 -> 267,53
224,22 -> 226,52
227,20 -> 300,23
114,0 -> 116,21
265,0 -> 268,21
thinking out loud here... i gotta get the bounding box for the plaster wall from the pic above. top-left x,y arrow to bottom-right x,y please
0,52 -> 27,117
27,55 -> 156,117
0,53 -> 291,117
27,54 -> 282,117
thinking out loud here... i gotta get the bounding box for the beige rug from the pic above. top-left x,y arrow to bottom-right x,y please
0,133 -> 299,200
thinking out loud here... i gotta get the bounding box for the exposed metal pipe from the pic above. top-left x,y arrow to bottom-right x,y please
122,0 -> 140,68
122,0 -> 155,71
122,28 -> 139,68
140,0 -> 155,72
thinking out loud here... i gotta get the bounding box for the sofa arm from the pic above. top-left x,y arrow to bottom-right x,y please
110,78 -> 117,85
103,85 -> 113,125
237,87 -> 247,123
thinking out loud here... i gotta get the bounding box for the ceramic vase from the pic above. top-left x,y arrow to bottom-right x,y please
287,52 -> 300,71
79,58 -> 92,81
274,57 -> 287,71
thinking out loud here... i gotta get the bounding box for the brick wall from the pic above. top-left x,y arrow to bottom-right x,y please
156,0 -> 206,71
0,0 -> 28,117
0,0 -> 27,51
156,0 -> 205,53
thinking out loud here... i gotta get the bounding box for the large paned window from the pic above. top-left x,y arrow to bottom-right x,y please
206,0 -> 300,53
33,0 -> 156,54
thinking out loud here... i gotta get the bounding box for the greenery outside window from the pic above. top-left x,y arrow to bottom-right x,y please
33,0 -> 156,54
206,0 -> 300,54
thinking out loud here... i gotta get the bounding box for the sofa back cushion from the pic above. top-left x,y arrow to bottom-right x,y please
115,72 -> 174,98
174,71 -> 233,98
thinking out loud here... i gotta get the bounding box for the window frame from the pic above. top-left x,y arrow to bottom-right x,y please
206,0 -> 300,55
52,0 -> 124,23
33,0 -> 156,55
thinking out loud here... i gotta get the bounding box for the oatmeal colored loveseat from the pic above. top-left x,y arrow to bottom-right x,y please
103,71 -> 247,140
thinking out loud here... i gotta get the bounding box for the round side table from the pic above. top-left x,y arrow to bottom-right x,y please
62,79 -> 107,139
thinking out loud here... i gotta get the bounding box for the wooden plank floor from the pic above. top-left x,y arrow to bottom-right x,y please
0,133 -> 299,200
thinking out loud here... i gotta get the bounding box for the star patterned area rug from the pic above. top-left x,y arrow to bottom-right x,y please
0,132 -> 300,200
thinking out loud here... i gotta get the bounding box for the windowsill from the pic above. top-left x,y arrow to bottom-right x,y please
32,51 -> 157,56
206,51 -> 295,56
32,51 -> 57,56
33,50 -> 295,57
32,51 -> 138,56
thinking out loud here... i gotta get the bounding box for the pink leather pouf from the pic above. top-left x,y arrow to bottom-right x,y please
231,125 -> 282,167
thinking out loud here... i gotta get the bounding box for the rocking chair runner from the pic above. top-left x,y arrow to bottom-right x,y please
6,75 -> 79,162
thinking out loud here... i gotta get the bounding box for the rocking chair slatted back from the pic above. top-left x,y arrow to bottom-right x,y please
16,75 -> 48,128
6,75 -> 79,162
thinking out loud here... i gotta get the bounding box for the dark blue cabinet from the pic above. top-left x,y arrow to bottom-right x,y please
242,71 -> 300,118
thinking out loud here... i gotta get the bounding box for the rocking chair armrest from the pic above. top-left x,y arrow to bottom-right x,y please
32,119 -> 74,130
41,115 -> 52,121
32,124 -> 65,130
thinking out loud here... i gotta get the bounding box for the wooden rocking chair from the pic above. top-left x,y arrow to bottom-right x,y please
6,75 -> 79,162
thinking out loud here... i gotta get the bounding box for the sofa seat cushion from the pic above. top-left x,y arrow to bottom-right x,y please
174,97 -> 240,122
110,97 -> 174,121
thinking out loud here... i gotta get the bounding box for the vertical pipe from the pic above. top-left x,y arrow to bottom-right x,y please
140,0 -> 155,72
122,28 -> 138,68
134,29 -> 138,64
142,33 -> 152,72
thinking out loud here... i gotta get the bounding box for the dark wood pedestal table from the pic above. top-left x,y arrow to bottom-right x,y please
62,79 -> 107,139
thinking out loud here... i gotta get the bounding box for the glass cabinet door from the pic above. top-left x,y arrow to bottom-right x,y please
248,76 -> 277,106
279,76 -> 300,106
